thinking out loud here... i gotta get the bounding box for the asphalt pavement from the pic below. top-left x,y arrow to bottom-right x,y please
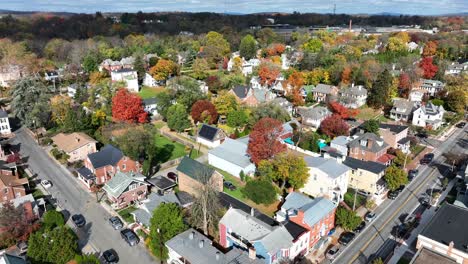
329,125 -> 467,264
13,128 -> 156,264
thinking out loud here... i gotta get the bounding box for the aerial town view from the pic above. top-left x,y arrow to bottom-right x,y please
0,0 -> 467,264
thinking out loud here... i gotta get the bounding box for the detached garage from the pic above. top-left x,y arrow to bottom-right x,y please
208,137 -> 256,178
196,124 -> 225,148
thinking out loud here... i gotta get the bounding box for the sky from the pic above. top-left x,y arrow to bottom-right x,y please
2,0 -> 468,15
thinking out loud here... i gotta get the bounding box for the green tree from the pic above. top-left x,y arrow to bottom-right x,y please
214,91 -> 238,116
74,254 -> 100,264
384,165 -> 408,191
445,90 -> 466,113
82,53 -> 99,73
257,153 -> 309,189
335,207 -> 361,231
174,78 -> 206,111
302,38 -> 323,53
372,258 -> 384,264
42,210 -> 65,230
167,104 -> 191,132
368,69 -> 392,109
155,92 -> 173,120
361,120 -> 380,134
133,53 -> 146,84
149,203 -> 187,260
242,178 -> 277,205
227,109 -> 249,128
191,58 -> 210,80
250,102 -> 291,124
239,34 -> 257,59
202,31 -> 230,65
114,126 -> 154,161
27,227 -> 78,264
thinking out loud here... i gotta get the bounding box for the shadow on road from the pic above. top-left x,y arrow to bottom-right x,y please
76,222 -> 93,251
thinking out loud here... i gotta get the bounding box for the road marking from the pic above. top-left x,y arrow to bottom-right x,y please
348,168 -> 437,264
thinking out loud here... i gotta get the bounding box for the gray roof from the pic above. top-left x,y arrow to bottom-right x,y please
143,97 -> 158,106
220,208 -> 272,241
1,254 -> 27,264
258,226 -> 294,253
391,99 -> 414,115
303,156 -> 350,178
340,85 -> 367,96
379,123 -> 408,134
297,106 -> 331,120
208,138 -> 253,168
231,85 -> 250,99
146,175 -> 176,190
87,144 -> 124,169
420,102 -> 444,115
102,171 -> 148,198
0,109 -> 8,118
312,84 -> 334,94
348,133 -> 388,153
273,97 -> 292,107
331,136 -> 350,146
282,192 -> 336,227
166,228 -> 264,264
252,88 -> 274,103
343,157 -> 386,174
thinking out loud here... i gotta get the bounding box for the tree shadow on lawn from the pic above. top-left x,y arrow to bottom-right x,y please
155,144 -> 175,163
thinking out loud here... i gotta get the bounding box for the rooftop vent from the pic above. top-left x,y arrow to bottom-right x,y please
189,231 -> 195,240
199,239 -> 204,248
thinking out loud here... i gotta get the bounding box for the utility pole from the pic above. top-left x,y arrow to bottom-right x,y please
353,187 -> 358,211
403,151 -> 409,170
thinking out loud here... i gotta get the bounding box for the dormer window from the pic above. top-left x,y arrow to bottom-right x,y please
360,140 -> 367,147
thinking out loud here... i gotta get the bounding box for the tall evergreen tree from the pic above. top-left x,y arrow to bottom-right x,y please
368,69 -> 392,109
133,53 -> 146,85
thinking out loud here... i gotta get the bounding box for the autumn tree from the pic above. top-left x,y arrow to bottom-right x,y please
398,72 -> 411,98
191,58 -> 210,80
257,153 -> 308,189
422,41 -> 437,57
319,114 -> 350,138
112,89 -> 148,123
445,90 -> 466,114
419,57 -> 438,79
0,202 -> 38,248
239,34 -> 257,59
202,31 -> 231,65
303,68 -> 330,85
206,75 -> 223,94
213,91 -> 238,116
167,104 -> 191,132
149,59 -> 177,81
288,71 -> 305,106
265,43 -> 286,56
384,165 -> 408,191
191,100 -> 218,124
247,117 -> 287,164
329,102 -> 358,119
302,38 -> 323,53
258,61 -> 281,86
50,95 -> 72,127
341,66 -> 352,85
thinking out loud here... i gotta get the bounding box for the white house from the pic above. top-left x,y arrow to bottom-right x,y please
143,73 -> 159,87
418,79 -> 445,97
111,69 -> 139,93
445,61 -> 468,76
67,84 -> 78,98
339,84 -> 368,109
412,102 -> 445,130
409,90 -> 424,107
196,124 -> 225,148
273,97 -> 293,116
301,155 -> 350,204
142,97 -> 158,117
330,136 -> 352,156
297,106 -> 331,129
406,41 -> 419,52
250,76 -> 264,90
208,137 -> 255,178
0,110 -> 11,135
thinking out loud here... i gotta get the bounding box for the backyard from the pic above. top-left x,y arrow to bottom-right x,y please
356,106 -> 383,121
154,134 -> 200,162
138,86 -> 165,99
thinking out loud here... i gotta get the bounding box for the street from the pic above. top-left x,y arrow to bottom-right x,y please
330,125 -> 467,264
13,128 -> 156,264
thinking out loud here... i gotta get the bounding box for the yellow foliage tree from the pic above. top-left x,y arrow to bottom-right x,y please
50,95 -> 72,126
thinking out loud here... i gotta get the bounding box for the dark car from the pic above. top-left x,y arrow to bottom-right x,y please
456,122 -> 466,128
102,249 -> 119,264
223,181 -> 237,191
167,172 -> 178,183
396,185 -> 405,192
109,216 -> 124,230
338,232 -> 356,246
420,153 -> 435,165
71,214 -> 86,228
353,221 -> 366,233
120,229 -> 139,246
408,169 -> 419,181
420,196 -> 431,207
388,190 -> 399,200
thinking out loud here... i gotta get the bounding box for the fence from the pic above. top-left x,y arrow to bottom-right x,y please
160,130 -> 194,149
159,156 -> 184,170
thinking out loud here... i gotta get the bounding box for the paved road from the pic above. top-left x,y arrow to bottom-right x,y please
14,128 -> 156,264
330,125 -> 467,264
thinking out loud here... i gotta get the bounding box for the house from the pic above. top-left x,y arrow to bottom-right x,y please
379,123 -> 410,153
347,132 -> 389,162
0,163 -> 28,203
339,84 -> 368,109
0,193 -> 44,222
445,61 -> 468,76
80,144 -> 140,188
51,132 -> 97,162
66,84 -> 78,98
146,175 -> 177,194
167,228 -> 264,264
176,157 -> 223,196
143,73 -> 159,87
142,97 -> 158,117
250,77 -> 263,90
230,85 -> 251,103
275,192 -> 336,249
111,69 -> 139,93
301,155 -> 350,203
196,124 -> 225,148
412,102 -> 445,130
132,191 -> 193,230
0,253 -> 27,264
0,65 -> 22,87
0,110 -> 11,135
390,99 -> 414,122
102,171 -> 150,209
409,90 -> 424,106
416,204 -> 468,263
272,97 -> 293,116
44,70 -> 62,82
343,157 -> 387,197
296,106 -> 331,129
243,88 -> 276,107
311,84 -> 338,103
410,247 -> 457,264
99,59 -> 123,72
418,79 -> 445,97
120,56 -> 135,69
406,41 -> 419,52
330,136 -> 352,156
208,137 -> 256,178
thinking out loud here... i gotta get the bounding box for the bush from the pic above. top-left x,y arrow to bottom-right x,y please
42,210 -> 65,230
239,171 -> 245,182
335,207 -> 361,231
241,179 -> 277,205
50,148 -> 62,159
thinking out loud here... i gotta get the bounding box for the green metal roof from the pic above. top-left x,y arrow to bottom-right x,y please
176,156 -> 214,184
103,171 -> 147,198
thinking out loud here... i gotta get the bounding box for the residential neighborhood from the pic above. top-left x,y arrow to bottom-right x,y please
0,4 -> 467,264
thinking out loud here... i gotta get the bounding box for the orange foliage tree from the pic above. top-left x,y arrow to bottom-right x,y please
112,89 -> 148,123
149,59 -> 177,81
247,117 -> 287,165
422,41 -> 437,57
329,102 -> 359,119
258,62 -> 281,86
266,43 -> 286,56
288,72 -> 305,106
341,66 -> 352,85
419,57 -> 438,79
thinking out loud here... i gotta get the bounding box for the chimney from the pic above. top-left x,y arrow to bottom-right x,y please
248,247 -> 256,260
251,207 -> 255,216
199,239 -> 204,248
189,231 -> 195,240
215,252 -> 220,261
75,137 -> 80,142
448,241 -> 454,255
367,139 -> 373,149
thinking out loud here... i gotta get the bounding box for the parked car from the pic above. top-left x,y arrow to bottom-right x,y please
223,181 -> 237,191
365,212 -> 376,222
16,241 -> 28,255
420,153 -> 435,165
120,229 -> 139,246
408,169 -> 419,181
353,221 -> 366,233
388,190 -> 399,200
325,244 -> 341,260
102,249 -> 119,264
420,196 -> 431,207
167,172 -> 178,182
456,122 -> 466,128
338,232 -> 356,246
396,185 -> 405,193
71,214 -> 86,228
327,228 -> 336,236
41,180 -> 52,189
109,216 -> 124,230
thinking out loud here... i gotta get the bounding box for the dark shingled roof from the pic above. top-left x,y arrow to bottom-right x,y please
198,124 -> 219,141
77,167 -> 96,180
398,137 -> 411,145
0,109 -> 8,118
146,175 -> 177,190
421,203 -> 468,252
379,123 -> 408,134
285,221 -> 308,240
343,157 -> 387,174
176,156 -> 214,183
231,85 -> 250,99
348,133 -> 388,153
218,192 -> 277,226
87,145 -> 124,169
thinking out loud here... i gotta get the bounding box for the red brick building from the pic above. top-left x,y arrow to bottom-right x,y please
176,157 -> 223,197
102,171 -> 150,209
348,133 -> 390,162
0,163 -> 28,203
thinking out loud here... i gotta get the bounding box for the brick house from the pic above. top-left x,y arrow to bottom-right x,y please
51,132 -> 97,162
378,123 -> 410,153
176,156 -> 223,197
78,145 -> 140,189
275,192 -> 336,250
0,162 -> 28,203
102,171 -> 150,209
348,132 -> 389,162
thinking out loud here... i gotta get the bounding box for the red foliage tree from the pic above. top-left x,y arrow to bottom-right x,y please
206,75 -> 222,93
329,102 -> 358,119
258,62 -> 281,86
419,57 -> 438,79
112,89 -> 148,123
266,43 -> 286,56
319,114 -> 350,138
247,117 -> 287,164
341,66 -> 352,85
398,73 -> 411,98
190,100 -> 218,124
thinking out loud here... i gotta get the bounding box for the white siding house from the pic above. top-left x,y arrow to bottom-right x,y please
0,110 -> 11,135
196,124 -> 225,149
208,137 -> 255,178
412,102 -> 445,130
111,69 -> 139,93
143,73 -> 159,87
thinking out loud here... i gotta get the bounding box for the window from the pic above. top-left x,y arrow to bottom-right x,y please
122,164 -> 126,170
129,184 -> 137,190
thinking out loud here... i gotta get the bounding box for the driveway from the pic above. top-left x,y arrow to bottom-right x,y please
13,128 -> 156,264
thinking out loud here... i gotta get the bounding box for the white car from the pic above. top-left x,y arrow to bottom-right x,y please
41,180 -> 52,189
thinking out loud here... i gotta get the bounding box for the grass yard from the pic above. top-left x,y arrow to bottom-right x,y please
32,188 -> 44,199
154,134 -> 200,162
356,107 -> 382,121
138,86 -> 165,99
344,189 -> 367,209
117,206 -> 137,224
411,144 -> 426,158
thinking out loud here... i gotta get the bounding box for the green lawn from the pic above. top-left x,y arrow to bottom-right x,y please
356,107 -> 382,121
154,134 -> 200,162
344,189 -> 367,209
411,144 -> 426,157
117,206 -> 137,223
218,169 -> 245,200
138,86 -> 165,99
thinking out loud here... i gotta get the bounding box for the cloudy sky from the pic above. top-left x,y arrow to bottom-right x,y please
3,0 -> 467,15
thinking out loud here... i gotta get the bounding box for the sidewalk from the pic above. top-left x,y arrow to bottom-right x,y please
387,179 -> 456,264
